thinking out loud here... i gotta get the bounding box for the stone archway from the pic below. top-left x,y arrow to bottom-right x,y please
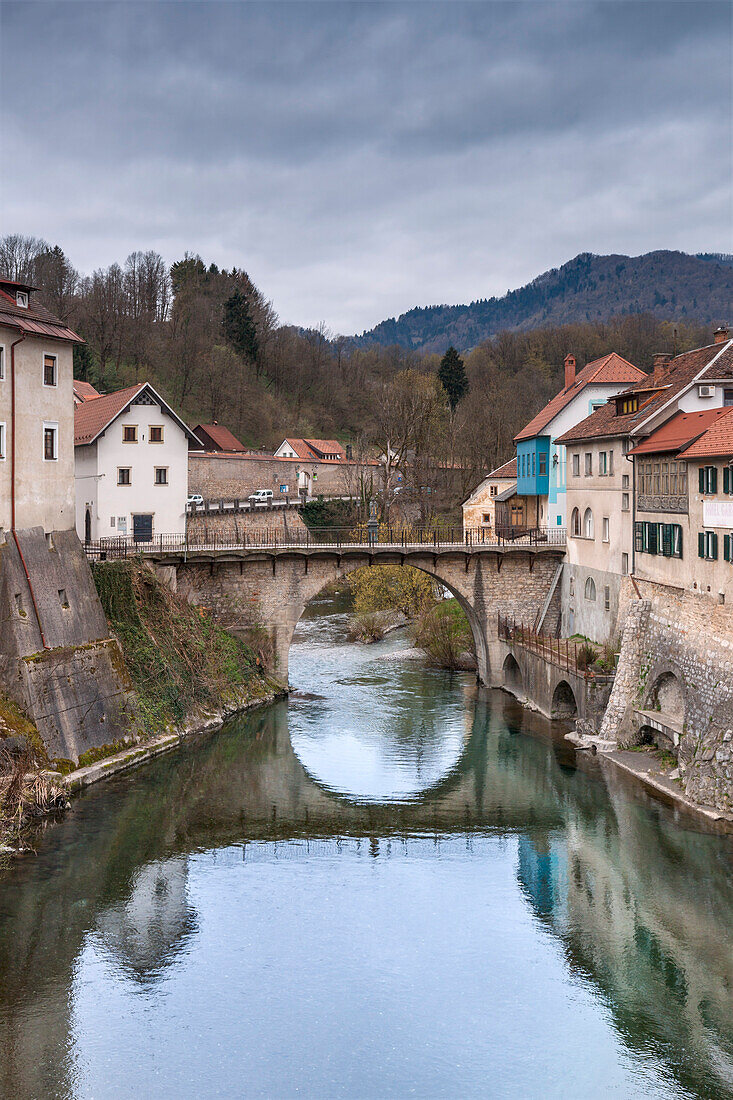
551,679 -> 577,719
503,653 -> 523,696
649,670 -> 685,720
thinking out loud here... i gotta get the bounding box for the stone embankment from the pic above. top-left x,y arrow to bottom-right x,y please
598,577 -> 733,814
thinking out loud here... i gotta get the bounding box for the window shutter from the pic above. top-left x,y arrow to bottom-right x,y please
675,526 -> 683,558
699,467 -> 706,493
634,522 -> 643,553
698,532 -> 705,558
710,467 -> 718,494
712,532 -> 718,559
724,534 -> 731,563
724,467 -> 730,495
662,524 -> 672,557
648,523 -> 658,555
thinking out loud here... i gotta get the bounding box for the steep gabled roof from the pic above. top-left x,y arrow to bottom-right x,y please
193,423 -> 247,452
555,340 -> 733,445
73,380 -> 102,403
0,281 -> 82,343
74,382 -> 199,446
514,353 -> 646,442
627,409 -> 733,456
280,437 -> 345,460
487,457 -> 517,479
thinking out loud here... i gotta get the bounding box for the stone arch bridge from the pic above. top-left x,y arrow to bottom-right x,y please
141,534 -> 565,685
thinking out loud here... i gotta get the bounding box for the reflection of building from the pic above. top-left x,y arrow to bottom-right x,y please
95,856 -> 197,983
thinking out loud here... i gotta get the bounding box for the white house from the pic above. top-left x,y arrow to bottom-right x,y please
74,381 -> 199,543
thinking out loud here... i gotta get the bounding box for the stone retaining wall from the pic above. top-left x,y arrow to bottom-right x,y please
186,508 -> 308,543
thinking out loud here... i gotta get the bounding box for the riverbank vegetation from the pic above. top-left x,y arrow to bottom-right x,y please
92,561 -> 276,734
413,600 -> 477,671
0,693 -> 66,851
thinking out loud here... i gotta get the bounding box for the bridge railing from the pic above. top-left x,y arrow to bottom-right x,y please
498,614 -> 612,681
83,525 -> 566,560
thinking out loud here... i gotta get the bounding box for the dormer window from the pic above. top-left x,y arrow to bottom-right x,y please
616,395 -> 639,415
16,291 -> 28,308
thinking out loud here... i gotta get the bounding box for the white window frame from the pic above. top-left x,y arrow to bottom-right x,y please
43,353 -> 58,388
16,290 -> 28,308
0,421 -> 5,460
621,552 -> 629,576
43,421 -> 58,461
599,451 -> 608,476
602,517 -> 610,542
585,453 -> 592,476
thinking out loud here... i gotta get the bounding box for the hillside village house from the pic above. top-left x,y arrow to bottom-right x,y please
557,329 -> 733,642
514,352 -> 647,530
462,458 -> 524,534
0,278 -> 82,533
74,382 -> 199,543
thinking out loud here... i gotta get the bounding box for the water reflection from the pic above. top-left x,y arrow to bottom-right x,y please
0,602 -> 731,1098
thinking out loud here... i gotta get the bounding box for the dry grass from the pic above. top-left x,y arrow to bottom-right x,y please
0,748 -> 67,848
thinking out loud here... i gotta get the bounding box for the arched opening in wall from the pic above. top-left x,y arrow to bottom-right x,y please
286,563 -> 485,803
650,671 -> 685,721
584,577 -> 596,602
583,508 -> 594,540
503,653 -> 523,696
571,508 -> 581,537
551,680 -> 578,719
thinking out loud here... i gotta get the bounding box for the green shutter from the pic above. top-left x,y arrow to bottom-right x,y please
662,524 -> 672,557
698,532 -> 705,558
710,467 -> 718,494
675,526 -> 683,558
724,535 -> 731,563
711,532 -> 718,559
699,467 -> 706,493
648,523 -> 658,555
724,467 -> 731,495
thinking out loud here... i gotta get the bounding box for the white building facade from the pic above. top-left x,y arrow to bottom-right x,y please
74,382 -> 198,543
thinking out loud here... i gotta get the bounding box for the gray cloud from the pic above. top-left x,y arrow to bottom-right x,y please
1,1 -> 730,333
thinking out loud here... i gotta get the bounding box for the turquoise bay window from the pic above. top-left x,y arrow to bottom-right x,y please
517,437 -> 550,496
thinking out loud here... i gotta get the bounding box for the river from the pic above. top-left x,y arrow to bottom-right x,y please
0,594 -> 732,1099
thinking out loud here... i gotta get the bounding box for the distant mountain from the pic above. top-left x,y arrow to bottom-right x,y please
353,251 -> 732,354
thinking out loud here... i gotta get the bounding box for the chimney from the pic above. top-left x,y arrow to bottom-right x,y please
564,353 -> 576,390
652,353 -> 671,384
714,325 -> 729,344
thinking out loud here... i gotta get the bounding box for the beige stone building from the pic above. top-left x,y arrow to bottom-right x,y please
462,458 -> 520,534
0,277 -> 81,533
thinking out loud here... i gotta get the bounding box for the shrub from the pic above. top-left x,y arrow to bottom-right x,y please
576,642 -> 598,671
346,564 -> 437,618
413,599 -> 476,670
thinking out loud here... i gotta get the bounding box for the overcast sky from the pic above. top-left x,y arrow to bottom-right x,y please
1,1 -> 730,333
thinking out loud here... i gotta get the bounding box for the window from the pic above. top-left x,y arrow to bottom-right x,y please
604,586 -> 610,611
699,466 -> 718,495
622,493 -> 630,511
43,354 -> 57,387
539,452 -> 547,476
584,577 -> 596,601
724,534 -> 733,561
482,513 -> 491,524
724,389 -> 733,407
16,290 -> 28,308
602,517 -> 610,542
154,467 -> 168,485
572,454 -> 580,477
585,453 -> 592,476
149,425 -> 164,443
569,577 -> 575,596
280,484 -> 289,494
622,474 -> 629,489
724,467 -> 733,495
531,452 -> 536,475
618,396 -> 639,415
43,423 -> 58,461
58,589 -> 69,609
583,508 -> 594,539
122,425 -> 138,443
571,507 -> 581,537
110,516 -> 116,528
622,552 -> 629,576
699,531 -> 718,561
117,467 -> 131,486
599,451 -> 608,475
489,485 -> 497,497
608,451 -> 614,476
622,437 -> 632,453
0,423 -> 4,460
635,521 -> 683,558
0,346 -> 4,380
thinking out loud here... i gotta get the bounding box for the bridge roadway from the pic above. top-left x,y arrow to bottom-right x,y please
119,527 -> 567,685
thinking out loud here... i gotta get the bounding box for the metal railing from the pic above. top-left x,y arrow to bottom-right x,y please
83,525 -> 566,560
498,613 -> 609,681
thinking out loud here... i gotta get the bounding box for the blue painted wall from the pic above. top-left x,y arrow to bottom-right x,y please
517,438 -> 550,496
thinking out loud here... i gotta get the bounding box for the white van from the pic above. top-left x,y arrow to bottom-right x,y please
249,489 -> 274,506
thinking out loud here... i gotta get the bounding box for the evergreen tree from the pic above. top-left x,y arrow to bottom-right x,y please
438,345 -> 469,411
223,288 -> 258,364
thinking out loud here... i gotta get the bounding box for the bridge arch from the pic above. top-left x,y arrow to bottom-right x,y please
551,679 -> 578,719
502,653 -> 524,696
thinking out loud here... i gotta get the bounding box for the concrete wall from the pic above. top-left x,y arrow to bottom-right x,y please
172,547 -> 565,685
600,577 -> 733,812
0,527 -> 135,761
0,323 -> 76,532
75,395 -> 190,541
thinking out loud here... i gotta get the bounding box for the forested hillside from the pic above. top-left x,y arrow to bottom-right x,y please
355,251 -> 732,353
0,234 -> 720,510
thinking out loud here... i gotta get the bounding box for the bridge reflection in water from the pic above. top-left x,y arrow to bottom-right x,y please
0,695 -> 732,1098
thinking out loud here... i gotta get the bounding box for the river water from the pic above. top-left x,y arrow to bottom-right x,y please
1,595 -> 732,1099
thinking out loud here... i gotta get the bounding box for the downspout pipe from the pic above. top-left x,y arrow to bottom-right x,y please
9,328 -> 49,650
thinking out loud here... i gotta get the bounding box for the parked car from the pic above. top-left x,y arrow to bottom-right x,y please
186,493 -> 204,507
249,489 -> 274,506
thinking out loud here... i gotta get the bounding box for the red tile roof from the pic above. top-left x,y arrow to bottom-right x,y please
73,380 -> 102,403
678,409 -> 733,460
75,382 -> 198,446
627,409 -> 733,456
514,353 -> 646,442
192,423 -> 247,452
555,341 -> 733,445
281,437 -> 345,460
488,457 -> 517,479
0,281 -> 83,343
